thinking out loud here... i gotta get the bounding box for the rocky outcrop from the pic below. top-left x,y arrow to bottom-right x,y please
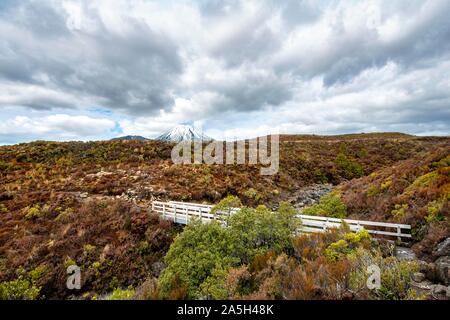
288,183 -> 333,210
434,238 -> 450,258
435,256 -> 450,285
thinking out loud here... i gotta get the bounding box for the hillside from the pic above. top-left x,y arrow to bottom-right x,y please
337,145 -> 449,260
0,133 -> 448,299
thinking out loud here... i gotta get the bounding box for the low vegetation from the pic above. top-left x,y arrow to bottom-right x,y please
0,134 -> 448,299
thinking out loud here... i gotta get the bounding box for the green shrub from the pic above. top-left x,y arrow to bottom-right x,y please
64,257 -> 76,269
0,278 -> 41,300
0,160 -> 10,172
199,266 -> 229,300
324,239 -> 349,261
242,188 -> 262,202
24,204 -> 49,220
227,202 -> 299,264
159,200 -> 299,299
391,204 -> 408,220
335,152 -> 365,179
367,185 -> 379,197
54,208 -> 74,222
0,204 -> 8,214
424,200 -> 444,223
325,229 -> 371,262
380,179 -> 392,191
303,193 -> 347,218
158,220 -> 239,299
106,286 -> 135,300
83,244 -> 96,254
0,266 -> 45,300
348,249 -> 419,300
211,195 -> 242,215
406,171 -> 439,191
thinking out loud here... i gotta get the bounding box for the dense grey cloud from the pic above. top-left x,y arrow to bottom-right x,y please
0,0 -> 182,114
0,0 -> 449,143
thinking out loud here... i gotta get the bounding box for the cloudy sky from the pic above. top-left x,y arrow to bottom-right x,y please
0,0 -> 449,144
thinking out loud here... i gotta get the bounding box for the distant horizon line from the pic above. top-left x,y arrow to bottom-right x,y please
1,131 -> 449,147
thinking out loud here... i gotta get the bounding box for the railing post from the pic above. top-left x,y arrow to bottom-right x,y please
397,226 -> 401,242
174,204 -> 177,223
162,203 -> 166,219
185,205 -> 188,224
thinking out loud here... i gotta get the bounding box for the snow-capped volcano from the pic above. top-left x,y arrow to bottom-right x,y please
156,124 -> 212,142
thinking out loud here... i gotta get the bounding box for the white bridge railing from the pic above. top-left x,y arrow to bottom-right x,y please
151,201 -> 412,240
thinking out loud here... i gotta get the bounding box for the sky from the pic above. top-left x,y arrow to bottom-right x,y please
0,0 -> 450,144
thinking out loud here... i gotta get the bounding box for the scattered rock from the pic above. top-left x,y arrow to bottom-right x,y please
412,272 -> 426,283
289,184 -> 333,210
86,170 -> 114,178
100,244 -> 112,262
151,261 -> 165,277
434,238 -> 450,257
431,284 -> 447,295
418,261 -> 438,282
410,279 -> 434,291
435,256 -> 450,285
376,239 -> 396,257
395,246 -> 417,261
79,192 -> 89,199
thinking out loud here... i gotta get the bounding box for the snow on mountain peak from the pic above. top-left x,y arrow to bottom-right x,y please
156,124 -> 212,142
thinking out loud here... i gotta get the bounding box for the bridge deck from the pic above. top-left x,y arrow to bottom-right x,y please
151,200 -> 411,240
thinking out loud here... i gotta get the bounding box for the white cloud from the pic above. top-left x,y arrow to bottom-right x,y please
0,114 -> 116,140
0,0 -> 449,143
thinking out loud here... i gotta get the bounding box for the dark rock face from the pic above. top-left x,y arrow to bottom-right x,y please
434,238 -> 450,258
395,247 -> 417,261
289,183 -> 333,210
435,256 -> 450,285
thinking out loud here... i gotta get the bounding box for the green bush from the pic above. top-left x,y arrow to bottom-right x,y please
367,185 -> 379,197
0,266 -> 45,300
348,249 -> 419,300
158,220 -> 239,299
380,179 -> 392,191
424,200 -> 444,223
211,195 -> 242,215
0,278 -> 41,300
24,205 -> 48,220
391,204 -> 408,220
335,152 -> 365,179
227,203 -> 299,264
325,229 -> 371,262
0,204 -> 8,214
302,193 -> 347,218
242,188 -> 263,202
106,286 -> 135,300
159,201 -> 299,299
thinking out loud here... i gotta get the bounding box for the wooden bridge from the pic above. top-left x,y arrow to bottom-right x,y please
151,200 -> 412,240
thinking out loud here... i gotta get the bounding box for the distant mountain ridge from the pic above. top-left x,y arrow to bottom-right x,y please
157,124 -> 212,142
111,135 -> 149,141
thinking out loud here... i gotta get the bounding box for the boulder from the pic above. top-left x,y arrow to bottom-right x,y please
434,238 -> 450,257
431,284 -> 447,295
419,261 -> 438,282
395,246 -> 417,261
151,261 -> 165,277
435,256 -> 450,285
412,272 -> 426,283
